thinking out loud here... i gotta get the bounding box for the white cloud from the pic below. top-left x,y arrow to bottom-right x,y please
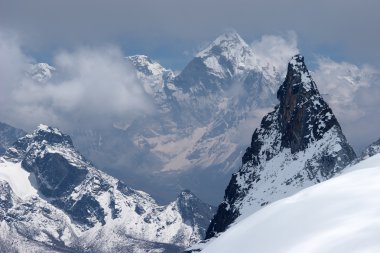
251,32 -> 299,76
314,57 -> 375,121
314,57 -> 380,152
0,30 -> 153,131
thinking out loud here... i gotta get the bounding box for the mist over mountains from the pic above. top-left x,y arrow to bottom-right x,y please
1,30 -> 379,205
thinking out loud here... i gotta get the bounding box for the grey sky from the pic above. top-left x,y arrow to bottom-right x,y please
1,0 -> 379,69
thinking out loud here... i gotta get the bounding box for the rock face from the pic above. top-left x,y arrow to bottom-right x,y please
205,55 -> 357,239
0,122 -> 26,155
0,125 -> 216,252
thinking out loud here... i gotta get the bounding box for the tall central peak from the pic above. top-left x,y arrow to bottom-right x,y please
196,30 -> 252,58
277,54 -> 318,102
175,31 -> 257,93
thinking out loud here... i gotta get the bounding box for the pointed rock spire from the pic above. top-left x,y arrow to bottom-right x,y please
276,54 -> 342,153
205,55 -> 356,239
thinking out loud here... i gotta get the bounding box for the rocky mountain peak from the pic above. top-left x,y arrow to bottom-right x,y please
33,124 -> 73,145
4,124 -> 73,163
277,54 -> 318,101
196,30 -> 252,59
276,54 -> 340,153
205,55 -> 356,240
174,31 -> 256,93
127,55 -> 168,77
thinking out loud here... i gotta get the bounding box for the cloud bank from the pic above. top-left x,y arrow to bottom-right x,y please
251,32 -> 299,76
0,30 -> 153,131
313,58 -> 380,152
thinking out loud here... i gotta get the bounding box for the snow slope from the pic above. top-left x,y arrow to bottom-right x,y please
202,153 -> 380,253
0,158 -> 38,199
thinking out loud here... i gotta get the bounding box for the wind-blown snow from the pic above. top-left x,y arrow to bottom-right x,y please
0,158 -> 38,199
202,154 -> 380,253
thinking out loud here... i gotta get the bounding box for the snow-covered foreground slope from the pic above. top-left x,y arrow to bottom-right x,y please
202,153 -> 380,253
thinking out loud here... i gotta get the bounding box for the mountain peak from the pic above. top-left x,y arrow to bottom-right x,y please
28,62 -> 55,83
127,54 -> 168,77
4,124 -> 73,163
205,55 -> 356,239
30,124 -> 73,146
175,31 -> 256,92
36,124 -> 62,135
196,31 -> 252,59
207,30 -> 247,48
279,54 -> 317,96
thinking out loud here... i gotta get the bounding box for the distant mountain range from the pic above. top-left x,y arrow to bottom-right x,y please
26,31 -> 282,205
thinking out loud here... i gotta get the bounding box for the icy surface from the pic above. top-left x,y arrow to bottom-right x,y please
0,158 -> 37,199
202,154 -> 380,253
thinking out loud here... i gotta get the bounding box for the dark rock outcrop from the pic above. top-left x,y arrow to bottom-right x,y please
205,55 -> 356,239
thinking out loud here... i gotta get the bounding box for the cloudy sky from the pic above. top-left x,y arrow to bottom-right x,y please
0,0 -> 379,152
1,0 -> 379,69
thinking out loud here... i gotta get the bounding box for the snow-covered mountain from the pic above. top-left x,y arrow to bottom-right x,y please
0,122 -> 26,155
28,62 -> 55,83
200,153 -> 380,253
67,31 -> 283,205
205,55 -> 356,239
0,125 -> 216,252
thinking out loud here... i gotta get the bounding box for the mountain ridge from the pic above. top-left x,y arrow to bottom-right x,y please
0,124 -> 216,252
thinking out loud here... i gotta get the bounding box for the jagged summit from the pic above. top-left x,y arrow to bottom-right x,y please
205,55 -> 356,239
174,31 -> 257,93
278,54 -> 317,97
127,55 -> 169,77
276,54 -> 342,153
196,30 -> 251,58
34,124 -> 68,139
4,124 -> 74,164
